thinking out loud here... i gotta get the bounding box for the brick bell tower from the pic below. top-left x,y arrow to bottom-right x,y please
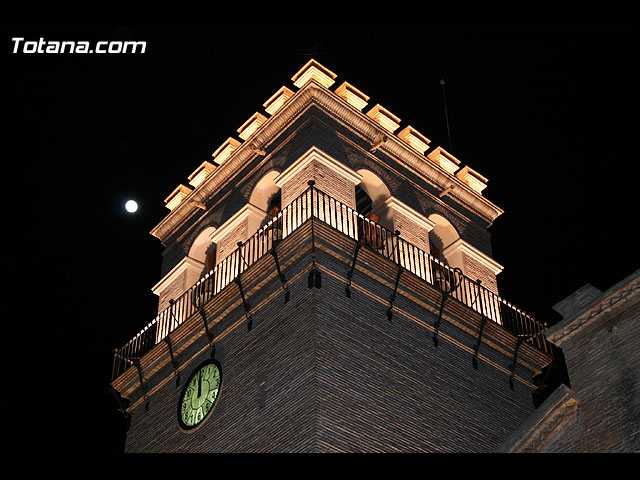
110,60 -> 554,453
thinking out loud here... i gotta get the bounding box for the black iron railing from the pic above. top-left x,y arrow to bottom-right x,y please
112,184 -> 551,381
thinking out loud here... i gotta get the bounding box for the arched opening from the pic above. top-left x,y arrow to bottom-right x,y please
355,170 -> 392,250
356,169 -> 391,207
249,170 -> 282,241
267,189 -> 281,219
355,184 -> 373,217
203,243 -> 217,276
249,170 -> 281,214
427,213 -> 460,263
427,213 -> 462,292
265,189 -> 283,242
188,225 -> 218,276
355,169 -> 392,225
186,226 -> 219,309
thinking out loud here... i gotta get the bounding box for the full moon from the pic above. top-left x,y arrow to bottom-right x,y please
125,200 -> 138,213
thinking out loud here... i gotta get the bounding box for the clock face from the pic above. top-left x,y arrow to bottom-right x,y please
178,359 -> 222,431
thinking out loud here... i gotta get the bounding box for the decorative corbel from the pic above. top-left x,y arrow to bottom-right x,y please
439,184 -> 456,198
369,132 -> 388,152
250,143 -> 267,156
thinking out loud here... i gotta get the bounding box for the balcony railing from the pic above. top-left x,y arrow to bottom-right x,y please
112,183 -> 551,381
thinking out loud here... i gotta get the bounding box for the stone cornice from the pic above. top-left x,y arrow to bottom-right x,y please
150,79 -> 504,244
497,383 -> 579,453
297,81 -> 504,224
209,203 -> 266,245
384,196 -> 436,232
274,145 -> 362,187
151,256 -> 204,296
546,269 -> 639,347
444,238 -> 504,276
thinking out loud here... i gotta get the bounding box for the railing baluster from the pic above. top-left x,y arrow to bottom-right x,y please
113,184 -> 552,380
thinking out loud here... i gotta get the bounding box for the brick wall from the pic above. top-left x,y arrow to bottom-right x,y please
154,257 -> 204,318
123,227 -> 322,452
314,261 -> 536,452
157,110 -> 496,288
156,270 -> 188,314
120,221 -> 546,453
126,106 -> 521,452
279,160 -> 315,209
464,254 -> 499,295
540,274 -> 640,452
214,219 -> 246,262
388,206 -> 430,252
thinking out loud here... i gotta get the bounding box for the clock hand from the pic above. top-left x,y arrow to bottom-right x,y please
198,370 -> 202,397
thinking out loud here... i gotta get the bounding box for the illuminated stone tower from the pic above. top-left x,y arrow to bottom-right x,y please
110,60 -> 554,452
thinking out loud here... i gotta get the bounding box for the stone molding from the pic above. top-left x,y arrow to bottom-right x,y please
546,270 -> 639,347
274,145 -> 362,188
151,255 -> 204,297
497,383 -> 580,453
384,196 -> 436,233
443,238 -> 504,276
150,79 -> 504,244
208,202 -> 266,246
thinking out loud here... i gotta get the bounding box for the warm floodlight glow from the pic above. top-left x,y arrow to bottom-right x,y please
427,147 -> 461,175
212,137 -> 242,165
188,161 -> 216,188
366,104 -> 401,133
334,82 -> 369,111
237,112 -> 268,140
397,126 -> 431,154
291,59 -> 337,89
125,200 -> 138,213
164,185 -> 193,211
456,166 -> 488,194
263,86 -> 294,115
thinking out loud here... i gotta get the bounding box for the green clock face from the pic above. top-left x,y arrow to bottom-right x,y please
178,359 -> 222,431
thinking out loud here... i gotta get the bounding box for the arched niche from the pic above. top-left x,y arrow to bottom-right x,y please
427,213 -> 462,269
357,169 -> 391,207
188,225 -> 217,276
356,169 -> 393,229
249,170 -> 281,214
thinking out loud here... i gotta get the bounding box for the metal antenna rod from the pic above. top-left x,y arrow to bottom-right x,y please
302,40 -> 331,59
440,77 -> 452,153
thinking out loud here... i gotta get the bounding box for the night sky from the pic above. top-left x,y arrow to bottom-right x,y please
3,24 -> 637,453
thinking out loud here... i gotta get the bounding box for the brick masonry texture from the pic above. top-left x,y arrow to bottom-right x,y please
157,109 -> 495,278
464,254 -> 499,295
156,269 -> 188,314
121,98 -> 534,452
121,220 -> 546,452
539,280 -> 640,452
313,262 -> 534,452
